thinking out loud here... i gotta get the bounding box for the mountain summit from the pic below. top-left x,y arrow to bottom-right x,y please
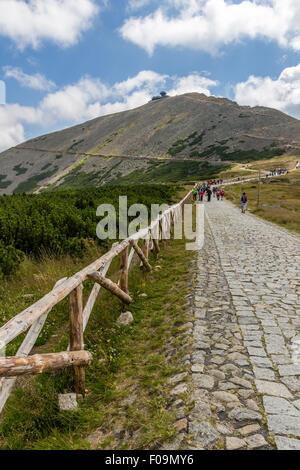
0,92 -> 299,193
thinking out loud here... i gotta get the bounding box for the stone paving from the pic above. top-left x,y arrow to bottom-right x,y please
184,198 -> 300,450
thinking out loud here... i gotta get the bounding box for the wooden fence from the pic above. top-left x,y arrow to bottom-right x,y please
0,188 -> 193,413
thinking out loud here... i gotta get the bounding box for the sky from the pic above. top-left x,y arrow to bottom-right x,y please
1,0 -> 300,151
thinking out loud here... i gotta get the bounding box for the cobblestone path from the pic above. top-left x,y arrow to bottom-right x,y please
185,199 -> 300,450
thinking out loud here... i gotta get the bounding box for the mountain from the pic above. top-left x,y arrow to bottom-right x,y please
0,92 -> 300,193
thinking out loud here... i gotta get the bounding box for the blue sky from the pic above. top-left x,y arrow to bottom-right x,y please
0,0 -> 300,151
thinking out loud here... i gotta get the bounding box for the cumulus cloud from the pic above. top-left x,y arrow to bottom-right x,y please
120,0 -> 300,55
168,73 -> 218,96
234,64 -> 300,118
0,0 -> 100,49
0,70 -> 217,151
3,66 -> 56,91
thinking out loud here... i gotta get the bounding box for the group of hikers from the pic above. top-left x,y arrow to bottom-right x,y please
192,178 -> 248,214
192,181 -> 225,202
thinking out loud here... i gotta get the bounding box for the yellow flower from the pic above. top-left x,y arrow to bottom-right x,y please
85,389 -> 89,393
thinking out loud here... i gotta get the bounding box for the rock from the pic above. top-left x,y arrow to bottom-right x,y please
220,364 -> 240,374
193,374 -> 214,390
230,376 -> 252,389
238,424 -> 261,436
216,424 -> 233,435
226,437 -> 245,450
278,364 -> 300,376
58,393 -> 78,411
237,389 -> 253,399
168,372 -> 188,384
117,311 -> 134,326
218,382 -> 239,390
263,396 -> 300,416
293,399 -> 300,411
274,436 -> 300,450
209,369 -> 226,381
228,407 -> 262,422
212,391 -> 239,404
227,352 -> 247,361
191,364 -> 205,373
267,414 -> 300,437
138,293 -> 147,297
246,399 -> 260,412
189,421 -> 219,447
175,418 -> 188,433
255,380 -> 293,398
245,434 -> 268,449
171,382 -> 188,396
190,400 -> 212,419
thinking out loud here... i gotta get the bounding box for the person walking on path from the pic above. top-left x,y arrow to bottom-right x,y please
199,188 -> 204,201
241,192 -> 248,213
220,189 -> 225,201
216,189 -> 220,201
192,188 -> 197,201
207,187 -> 212,202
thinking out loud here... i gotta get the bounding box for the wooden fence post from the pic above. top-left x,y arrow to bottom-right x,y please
120,246 -> 129,294
69,284 -> 86,396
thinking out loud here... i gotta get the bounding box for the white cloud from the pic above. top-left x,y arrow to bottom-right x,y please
168,73 -> 218,96
234,64 -> 300,118
120,0 -> 300,55
0,70 -> 217,151
0,0 -> 100,49
3,66 -> 56,91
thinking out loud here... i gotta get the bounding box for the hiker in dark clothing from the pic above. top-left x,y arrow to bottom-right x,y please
207,188 -> 212,202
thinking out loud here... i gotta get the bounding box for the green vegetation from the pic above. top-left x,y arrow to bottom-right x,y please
109,160 -> 229,185
167,130 -> 206,156
13,168 -> 58,194
0,175 -> 11,189
225,170 -> 300,234
197,144 -> 285,162
41,163 -> 52,171
0,185 -> 175,277
67,139 -> 85,152
13,164 -> 27,176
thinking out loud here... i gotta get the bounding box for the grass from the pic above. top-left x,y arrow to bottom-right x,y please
224,170 -> 300,234
0,192 -> 196,450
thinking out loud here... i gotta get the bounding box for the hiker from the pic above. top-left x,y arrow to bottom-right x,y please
192,188 -> 197,201
220,189 -> 225,200
207,187 -> 212,202
241,192 -> 248,213
199,188 -> 204,201
216,189 -> 220,201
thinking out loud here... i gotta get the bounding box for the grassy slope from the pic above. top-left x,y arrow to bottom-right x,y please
224,170 -> 300,234
0,188 -> 195,450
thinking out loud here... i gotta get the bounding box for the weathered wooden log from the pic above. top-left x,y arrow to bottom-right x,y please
142,238 -> 149,262
69,285 -> 85,395
0,351 -> 92,378
152,236 -> 160,257
0,239 -> 132,348
119,246 -> 129,294
87,272 -> 133,304
129,240 -> 152,272
0,277 -> 67,414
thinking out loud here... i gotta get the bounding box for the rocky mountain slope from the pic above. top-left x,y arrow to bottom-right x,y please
0,92 -> 300,193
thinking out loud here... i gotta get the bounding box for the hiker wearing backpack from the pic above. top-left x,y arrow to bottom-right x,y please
192,188 -> 197,201
241,192 -> 248,213
220,189 -> 225,200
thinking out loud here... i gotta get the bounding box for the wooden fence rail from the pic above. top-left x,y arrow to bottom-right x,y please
0,187 -> 193,413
